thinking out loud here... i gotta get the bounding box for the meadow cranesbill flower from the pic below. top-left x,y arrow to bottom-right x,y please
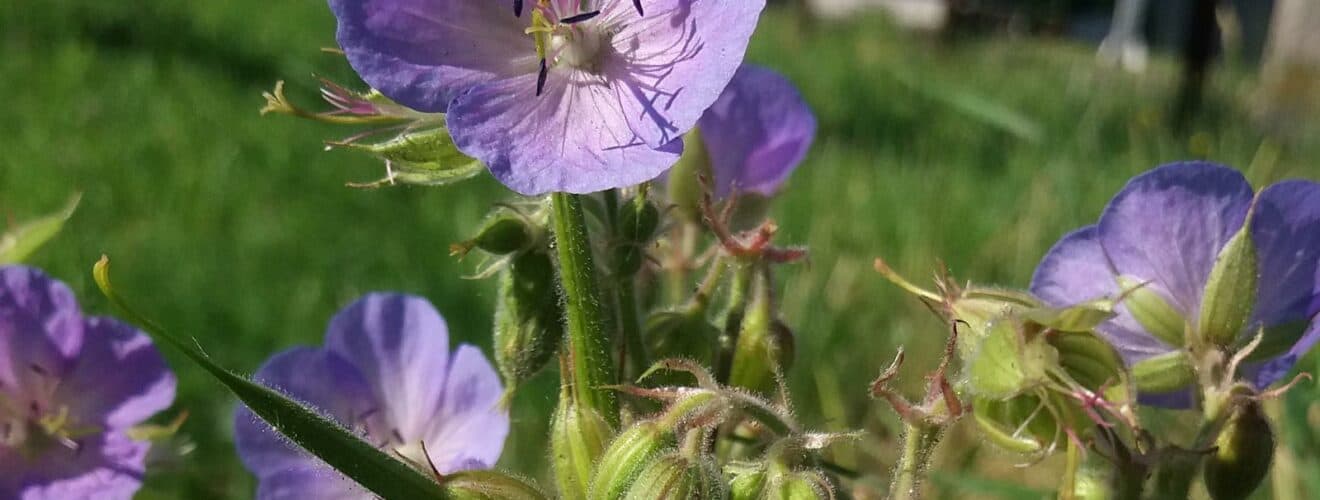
234,293 -> 508,498
1031,162 -> 1320,405
695,64 -> 816,198
1,265 -> 176,499
328,0 -> 766,195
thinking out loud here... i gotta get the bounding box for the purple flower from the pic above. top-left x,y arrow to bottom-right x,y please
234,293 -> 508,499
0,265 -> 176,499
698,64 -> 816,198
1031,162 -> 1320,405
328,0 -> 766,195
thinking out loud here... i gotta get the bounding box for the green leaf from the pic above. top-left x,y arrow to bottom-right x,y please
92,256 -> 449,500
0,193 -> 80,264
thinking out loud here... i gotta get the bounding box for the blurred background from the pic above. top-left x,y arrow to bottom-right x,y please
2,0 -> 1319,498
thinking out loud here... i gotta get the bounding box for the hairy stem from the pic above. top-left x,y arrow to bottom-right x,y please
551,192 -> 620,426
889,422 -> 943,500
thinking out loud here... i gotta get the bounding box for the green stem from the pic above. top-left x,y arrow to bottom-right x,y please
617,276 -> 648,381
889,422 -> 943,500
1150,419 -> 1222,500
551,192 -> 620,426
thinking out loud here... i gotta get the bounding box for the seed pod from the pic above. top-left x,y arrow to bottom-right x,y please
493,251 -> 562,397
442,470 -> 548,500
590,421 -> 677,500
1204,399 -> 1275,500
552,384 -> 615,500
614,194 -> 661,277
622,452 -> 725,500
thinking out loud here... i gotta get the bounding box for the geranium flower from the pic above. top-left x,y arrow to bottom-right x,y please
328,0 -> 766,195
1,265 -> 176,499
696,64 -> 816,198
234,293 -> 508,499
1031,162 -> 1320,405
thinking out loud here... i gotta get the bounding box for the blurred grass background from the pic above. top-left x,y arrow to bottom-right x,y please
2,1 -> 1319,498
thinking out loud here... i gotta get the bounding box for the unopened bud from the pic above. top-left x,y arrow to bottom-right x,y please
646,308 -> 721,369
668,128 -> 712,224
769,468 -> 831,500
965,319 -> 1051,399
1198,220 -> 1258,348
442,470 -> 548,500
590,421 -> 677,500
728,271 -> 786,395
1204,399 -> 1275,500
622,452 -> 724,500
946,288 -> 1037,362
728,468 -> 768,500
1131,351 -> 1196,395
614,194 -> 661,276
552,384 -> 615,499
1116,276 -> 1187,348
457,209 -> 535,256
493,252 -> 562,397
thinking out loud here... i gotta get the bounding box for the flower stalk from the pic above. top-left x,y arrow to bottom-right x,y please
888,421 -> 942,500
551,192 -> 621,426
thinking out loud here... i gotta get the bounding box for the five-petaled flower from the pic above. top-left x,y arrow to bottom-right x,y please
1032,162 -> 1320,406
328,0 -> 766,195
695,64 -> 816,199
234,293 -> 508,499
1,265 -> 176,499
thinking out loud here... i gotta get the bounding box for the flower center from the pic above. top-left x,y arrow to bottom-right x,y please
549,29 -> 604,71
524,4 -> 606,95
0,396 -> 90,461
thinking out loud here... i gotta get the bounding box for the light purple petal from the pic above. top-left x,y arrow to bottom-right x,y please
422,344 -> 508,472
0,266 -> 84,394
1029,225 -> 1172,362
57,317 -> 175,430
698,65 -> 816,198
329,0 -> 534,112
253,466 -> 370,500
235,347 -> 379,478
1250,319 -> 1320,388
323,293 -> 451,440
1250,180 -> 1320,327
1097,162 -> 1254,317
0,432 -> 148,500
449,73 -> 685,195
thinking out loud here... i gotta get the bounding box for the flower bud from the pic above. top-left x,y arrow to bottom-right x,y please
493,252 -> 562,396
728,468 -> 768,500
1198,220 -> 1258,348
590,421 -> 677,500
622,452 -> 724,500
552,384 -> 615,499
646,308 -> 721,370
442,470 -> 548,500
728,271 -> 788,395
614,194 -> 661,277
1130,351 -> 1196,395
965,319 -> 1053,400
945,288 -> 1038,362
455,209 -> 536,256
1116,276 -> 1187,348
668,128 -> 712,224
1204,399 -> 1275,500
769,469 -> 831,500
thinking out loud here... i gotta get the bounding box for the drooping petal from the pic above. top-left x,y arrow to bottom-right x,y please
1097,162 -> 1254,317
235,347 -> 379,478
0,432 -> 149,500
422,344 -> 508,472
698,65 -> 816,198
1248,318 -> 1320,388
0,265 -> 83,403
57,317 -> 175,430
598,0 -> 767,149
252,466 -> 370,500
329,0 -> 535,112
1249,180 -> 1320,327
1030,226 -> 1172,361
448,72 -> 685,195
323,293 -> 452,439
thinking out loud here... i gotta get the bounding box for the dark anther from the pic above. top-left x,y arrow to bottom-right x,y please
536,59 -> 548,97
514,0 -> 523,17
633,0 -> 644,15
29,363 -> 47,376
561,10 -> 601,24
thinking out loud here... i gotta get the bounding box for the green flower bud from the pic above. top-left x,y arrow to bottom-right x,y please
1131,351 -> 1196,395
668,128 -> 712,224
946,288 -> 1039,362
493,252 -> 562,397
768,468 -> 831,500
965,319 -> 1054,399
442,470 -> 548,500
728,272 -> 787,395
455,209 -> 535,256
1116,276 -> 1187,348
622,452 -> 725,500
590,421 -> 677,500
1198,220 -> 1258,348
646,309 -> 721,370
1204,399 -> 1275,500
614,194 -> 661,277
552,384 -> 615,500
728,468 -> 768,500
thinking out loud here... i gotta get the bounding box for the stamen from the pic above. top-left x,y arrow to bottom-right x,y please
560,10 -> 600,24
536,59 -> 549,96
633,0 -> 644,15
514,0 -> 523,17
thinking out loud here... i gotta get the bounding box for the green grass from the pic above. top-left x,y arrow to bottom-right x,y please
2,2 -> 1318,498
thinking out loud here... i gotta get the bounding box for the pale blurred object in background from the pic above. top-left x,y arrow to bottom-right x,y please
806,0 -> 949,31
1259,0 -> 1320,135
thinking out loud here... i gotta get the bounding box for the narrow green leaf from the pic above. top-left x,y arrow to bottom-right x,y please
0,193 -> 80,264
92,256 -> 448,500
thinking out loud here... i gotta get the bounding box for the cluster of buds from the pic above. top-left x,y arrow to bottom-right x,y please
261,78 -> 483,188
